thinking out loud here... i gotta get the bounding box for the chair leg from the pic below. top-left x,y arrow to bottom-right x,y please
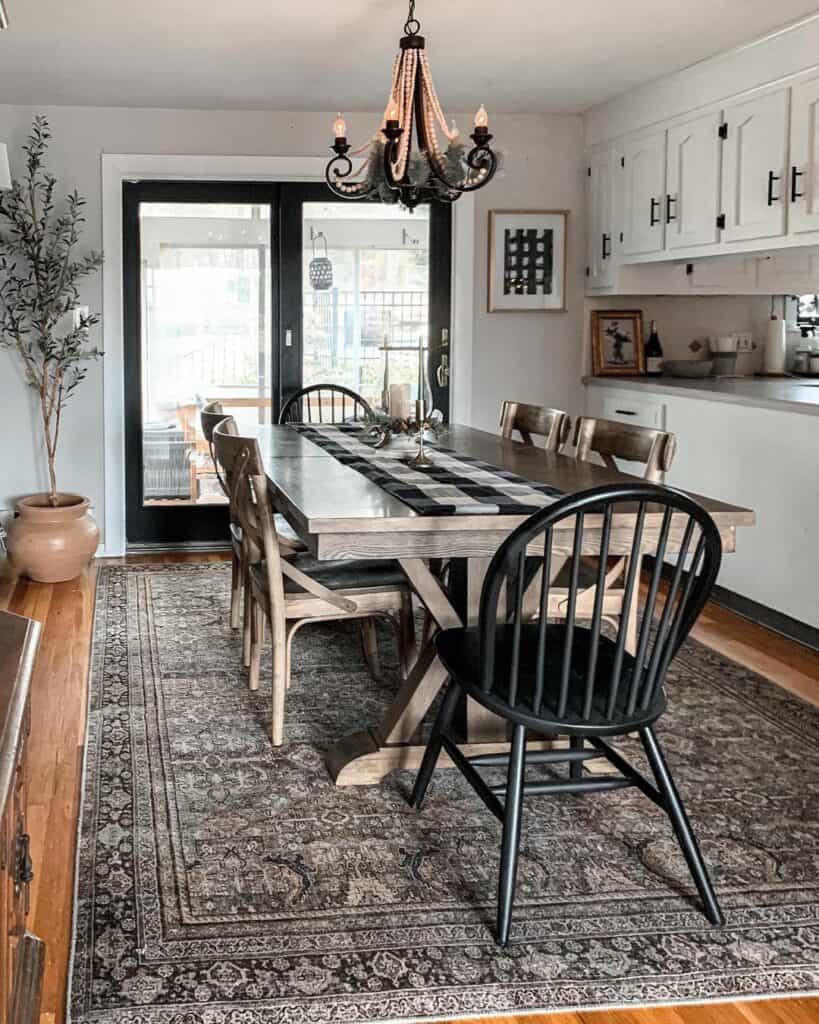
411,680 -> 462,809
248,600 -> 265,692
569,736 -> 583,781
497,723 -> 527,947
360,618 -> 381,681
242,569 -> 252,668
640,726 -> 725,926
230,549 -> 242,630
271,624 -> 288,747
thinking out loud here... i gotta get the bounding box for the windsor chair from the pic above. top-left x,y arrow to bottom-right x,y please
412,481 -> 725,945
213,423 -> 415,745
279,384 -> 373,425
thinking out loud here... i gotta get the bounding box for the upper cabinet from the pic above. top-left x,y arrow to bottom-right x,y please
789,72 -> 819,235
665,110 -> 722,250
719,88 -> 789,243
620,131 -> 666,256
586,146 -> 616,288
583,64 -> 819,292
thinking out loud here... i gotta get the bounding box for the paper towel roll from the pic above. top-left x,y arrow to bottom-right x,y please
763,318 -> 786,375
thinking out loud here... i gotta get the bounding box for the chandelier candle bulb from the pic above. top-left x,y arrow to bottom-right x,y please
474,104 -> 489,129
332,113 -> 347,141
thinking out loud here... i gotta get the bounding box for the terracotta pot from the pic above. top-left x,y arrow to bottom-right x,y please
7,494 -> 99,583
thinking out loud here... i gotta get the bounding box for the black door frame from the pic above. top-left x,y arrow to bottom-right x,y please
122,179 -> 280,545
123,180 -> 453,545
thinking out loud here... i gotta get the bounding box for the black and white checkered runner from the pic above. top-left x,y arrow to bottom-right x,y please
290,424 -> 564,516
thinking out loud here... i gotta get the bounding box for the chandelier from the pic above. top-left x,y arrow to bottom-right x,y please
325,0 -> 498,210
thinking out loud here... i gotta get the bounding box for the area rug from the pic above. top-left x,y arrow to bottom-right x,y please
68,562 -> 819,1024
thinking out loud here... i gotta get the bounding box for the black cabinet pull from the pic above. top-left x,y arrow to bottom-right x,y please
791,166 -> 804,202
665,195 -> 677,223
767,170 -> 781,206
614,409 -> 637,417
601,233 -> 611,260
649,197 -> 660,226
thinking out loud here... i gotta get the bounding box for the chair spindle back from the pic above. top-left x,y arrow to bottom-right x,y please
478,483 -> 722,728
201,400 -> 228,495
279,385 -> 372,425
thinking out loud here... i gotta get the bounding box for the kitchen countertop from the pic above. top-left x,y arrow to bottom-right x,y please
583,374 -> 819,416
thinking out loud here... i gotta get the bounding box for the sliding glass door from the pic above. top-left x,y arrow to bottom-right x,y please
123,180 -> 451,547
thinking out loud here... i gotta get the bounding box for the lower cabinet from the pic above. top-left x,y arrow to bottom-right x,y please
585,383 -> 819,630
0,614 -> 44,1024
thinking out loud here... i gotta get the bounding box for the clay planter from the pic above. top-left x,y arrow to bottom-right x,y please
7,494 -> 99,583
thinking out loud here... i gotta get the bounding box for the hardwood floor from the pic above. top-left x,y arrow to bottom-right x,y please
0,553 -> 816,1024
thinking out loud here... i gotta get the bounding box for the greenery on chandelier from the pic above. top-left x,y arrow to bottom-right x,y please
0,116 -> 104,503
364,138 -> 470,204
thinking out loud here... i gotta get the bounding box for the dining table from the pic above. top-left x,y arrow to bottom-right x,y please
254,422 -> 755,786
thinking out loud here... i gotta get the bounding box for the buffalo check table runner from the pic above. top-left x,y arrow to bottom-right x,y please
290,423 -> 564,516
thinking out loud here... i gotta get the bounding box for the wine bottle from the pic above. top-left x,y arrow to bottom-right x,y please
645,320 -> 663,376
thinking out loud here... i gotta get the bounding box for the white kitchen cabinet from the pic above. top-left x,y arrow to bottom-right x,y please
789,72 -> 819,235
665,110 -> 723,249
720,88 -> 790,243
620,130 -> 666,256
586,146 -> 616,288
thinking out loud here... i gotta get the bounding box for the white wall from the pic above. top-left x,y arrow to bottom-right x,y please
0,105 -> 585,542
469,115 -> 586,434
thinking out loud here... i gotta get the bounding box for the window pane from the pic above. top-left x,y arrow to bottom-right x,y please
140,202 -> 271,506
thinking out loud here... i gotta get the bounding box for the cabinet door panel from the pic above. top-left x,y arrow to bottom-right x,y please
587,147 -> 615,288
789,73 -> 819,235
720,89 -> 789,242
621,131 -> 666,256
666,111 -> 722,249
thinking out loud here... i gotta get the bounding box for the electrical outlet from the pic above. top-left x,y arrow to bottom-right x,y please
736,333 -> 753,352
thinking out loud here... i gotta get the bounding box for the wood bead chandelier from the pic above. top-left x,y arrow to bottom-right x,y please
326,0 -> 498,210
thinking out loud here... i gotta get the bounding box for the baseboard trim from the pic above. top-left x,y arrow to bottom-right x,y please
709,584 -> 819,653
125,541 -> 231,555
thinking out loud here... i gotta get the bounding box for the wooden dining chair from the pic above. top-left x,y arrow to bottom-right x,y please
572,416 -> 677,482
200,403 -> 304,632
279,384 -> 373,425
412,482 -> 725,945
500,401 -> 571,451
212,423 -> 415,746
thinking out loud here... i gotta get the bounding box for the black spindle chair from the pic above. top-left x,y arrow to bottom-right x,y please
279,384 -> 372,425
412,482 -> 725,946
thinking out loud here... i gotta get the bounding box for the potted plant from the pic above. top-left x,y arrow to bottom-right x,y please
0,116 -> 103,582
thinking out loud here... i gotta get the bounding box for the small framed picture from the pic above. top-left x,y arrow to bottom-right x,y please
488,210 -> 568,313
591,310 -> 645,376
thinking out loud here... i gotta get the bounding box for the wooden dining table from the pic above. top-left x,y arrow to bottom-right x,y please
255,423 -> 754,786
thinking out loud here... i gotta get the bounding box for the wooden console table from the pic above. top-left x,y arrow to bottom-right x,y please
0,612 -> 44,1024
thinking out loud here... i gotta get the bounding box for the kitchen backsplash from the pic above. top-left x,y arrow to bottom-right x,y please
584,295 -> 780,375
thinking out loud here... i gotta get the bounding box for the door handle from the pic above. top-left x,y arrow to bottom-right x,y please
601,233 -> 611,260
649,197 -> 660,226
767,170 -> 781,206
436,354 -> 449,388
614,408 -> 637,417
665,195 -> 677,223
284,328 -> 293,348
791,166 -> 805,202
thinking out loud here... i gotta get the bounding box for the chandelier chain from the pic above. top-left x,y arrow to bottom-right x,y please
404,0 -> 420,37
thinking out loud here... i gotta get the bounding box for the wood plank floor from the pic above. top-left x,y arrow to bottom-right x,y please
1,552 -> 816,1024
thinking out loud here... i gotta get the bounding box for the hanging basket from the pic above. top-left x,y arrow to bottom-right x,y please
308,231 -> 333,290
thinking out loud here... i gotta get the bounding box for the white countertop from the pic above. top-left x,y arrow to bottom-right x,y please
583,375 -> 819,416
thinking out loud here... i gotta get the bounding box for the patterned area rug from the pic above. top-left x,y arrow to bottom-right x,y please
69,562 -> 819,1024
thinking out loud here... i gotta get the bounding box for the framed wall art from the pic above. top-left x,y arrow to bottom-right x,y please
591,309 -> 645,376
487,210 -> 568,313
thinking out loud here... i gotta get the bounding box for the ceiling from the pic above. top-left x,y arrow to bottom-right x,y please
1,1 -> 818,114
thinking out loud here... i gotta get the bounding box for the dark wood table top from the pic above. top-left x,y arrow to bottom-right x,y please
253,423 -> 754,561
